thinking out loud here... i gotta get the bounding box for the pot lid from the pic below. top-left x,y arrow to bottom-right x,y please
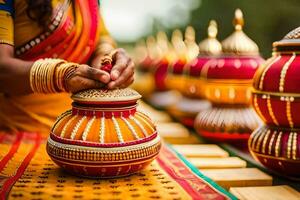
221,9 -> 259,56
72,88 -> 142,103
72,56 -> 142,104
184,26 -> 199,61
273,27 -> 300,52
198,20 -> 222,56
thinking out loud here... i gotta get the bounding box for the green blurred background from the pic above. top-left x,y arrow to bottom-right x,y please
102,0 -> 300,58
189,0 -> 300,57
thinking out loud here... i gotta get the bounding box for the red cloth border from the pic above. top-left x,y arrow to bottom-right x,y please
0,133 -> 41,200
157,145 -> 229,200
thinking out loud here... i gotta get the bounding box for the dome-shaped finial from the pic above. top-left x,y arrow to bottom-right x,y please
221,9 -> 259,56
185,26 -> 196,43
233,9 -> 244,31
171,29 -> 187,59
184,26 -> 199,60
198,20 -> 222,56
208,20 -> 218,38
146,36 -> 162,59
156,31 -> 170,54
171,29 -> 183,46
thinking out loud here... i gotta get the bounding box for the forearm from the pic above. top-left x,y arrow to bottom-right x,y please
0,56 -> 33,95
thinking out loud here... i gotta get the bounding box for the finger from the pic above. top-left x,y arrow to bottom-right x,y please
77,65 -> 110,84
111,49 -> 130,81
90,56 -> 102,69
119,76 -> 134,88
67,76 -> 104,93
107,62 -> 134,89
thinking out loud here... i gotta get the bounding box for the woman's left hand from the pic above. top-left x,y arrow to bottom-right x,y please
91,48 -> 135,89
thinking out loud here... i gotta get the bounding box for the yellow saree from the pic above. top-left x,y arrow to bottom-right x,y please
0,0 -> 110,134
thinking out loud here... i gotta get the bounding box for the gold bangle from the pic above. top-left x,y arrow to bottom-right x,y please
30,59 -> 71,93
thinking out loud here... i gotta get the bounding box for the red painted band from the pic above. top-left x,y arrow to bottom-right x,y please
50,132 -> 158,147
49,151 -> 160,166
200,130 -> 250,139
72,107 -> 137,118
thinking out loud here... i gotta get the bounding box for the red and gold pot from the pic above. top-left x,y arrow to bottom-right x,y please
249,26 -> 300,176
249,126 -> 300,176
47,58 -> 161,178
165,29 -> 188,94
194,9 -> 263,145
132,37 -> 159,97
167,22 -> 222,127
47,88 -> 161,178
146,32 -> 182,109
185,20 -> 222,99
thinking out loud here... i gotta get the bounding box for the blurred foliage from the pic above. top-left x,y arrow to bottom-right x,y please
123,0 -> 300,58
187,0 -> 300,58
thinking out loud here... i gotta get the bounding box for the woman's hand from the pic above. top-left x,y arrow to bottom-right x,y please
64,64 -> 110,93
91,48 -> 135,89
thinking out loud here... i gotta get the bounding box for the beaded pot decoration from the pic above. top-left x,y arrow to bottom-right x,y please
47,57 -> 161,178
249,26 -> 300,177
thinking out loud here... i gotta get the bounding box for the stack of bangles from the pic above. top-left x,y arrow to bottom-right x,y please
30,58 -> 78,93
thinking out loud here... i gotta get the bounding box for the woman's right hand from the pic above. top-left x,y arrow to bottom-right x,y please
64,64 -> 111,93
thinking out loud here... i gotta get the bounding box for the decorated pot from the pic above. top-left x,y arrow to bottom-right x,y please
153,31 -> 176,91
168,97 -> 211,127
47,58 -> 161,178
195,106 -> 261,143
203,11 -> 264,105
194,9 -> 263,144
145,31 -> 183,109
166,27 -> 199,95
47,88 -> 161,178
204,55 -> 263,105
131,37 -> 159,97
249,126 -> 300,176
249,26 -> 300,176
165,29 -> 188,93
185,20 -> 222,98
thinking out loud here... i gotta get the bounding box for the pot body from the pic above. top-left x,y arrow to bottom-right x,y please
47,89 -> 161,178
249,126 -> 300,176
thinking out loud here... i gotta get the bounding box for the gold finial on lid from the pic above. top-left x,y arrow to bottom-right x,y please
208,20 -> 218,38
198,20 -> 222,56
172,29 -> 183,44
146,36 -> 162,60
156,31 -> 170,54
185,26 -> 196,43
134,40 -> 148,63
172,29 -> 187,59
221,8 -> 259,56
233,8 -> 244,31
156,31 -> 176,62
184,26 -> 199,60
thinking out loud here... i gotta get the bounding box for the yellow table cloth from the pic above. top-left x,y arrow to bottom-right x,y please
0,132 -> 236,200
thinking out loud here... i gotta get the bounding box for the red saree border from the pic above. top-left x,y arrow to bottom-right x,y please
0,133 -> 41,200
19,0 -> 100,64
157,145 -> 236,200
0,132 -> 23,172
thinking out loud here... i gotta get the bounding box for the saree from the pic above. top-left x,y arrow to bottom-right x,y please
0,0 -> 108,134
